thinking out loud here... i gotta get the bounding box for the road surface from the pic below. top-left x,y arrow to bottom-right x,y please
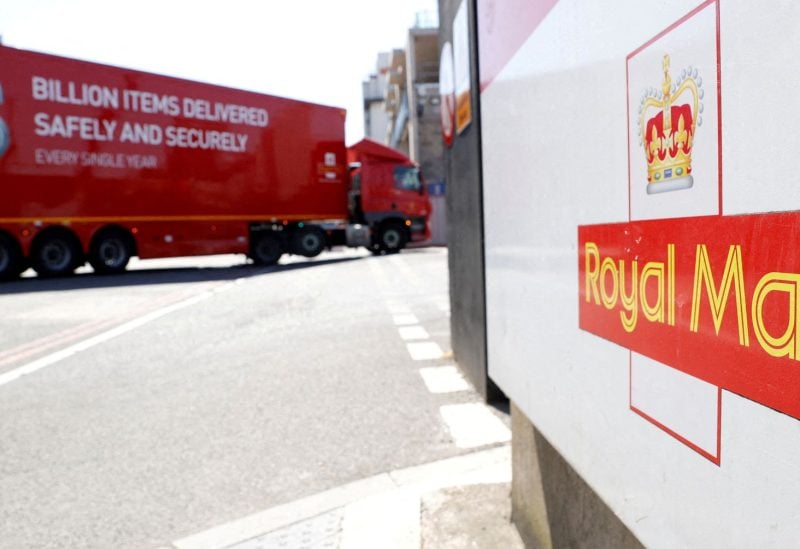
0,248 -> 508,548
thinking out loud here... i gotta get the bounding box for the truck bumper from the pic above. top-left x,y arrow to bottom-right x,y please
409,216 -> 430,242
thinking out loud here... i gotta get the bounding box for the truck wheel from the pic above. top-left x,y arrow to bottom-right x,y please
89,230 -> 133,274
31,229 -> 82,277
0,232 -> 24,280
250,233 -> 283,266
291,226 -> 326,258
377,222 -> 407,254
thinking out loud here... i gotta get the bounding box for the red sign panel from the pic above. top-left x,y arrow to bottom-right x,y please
579,212 -> 800,420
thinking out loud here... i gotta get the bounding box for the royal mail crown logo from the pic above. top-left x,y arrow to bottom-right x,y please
637,55 -> 704,194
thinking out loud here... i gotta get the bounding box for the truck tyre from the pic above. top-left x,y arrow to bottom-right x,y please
250,233 -> 283,266
89,229 -> 134,274
31,229 -> 83,277
291,226 -> 326,258
376,222 -> 407,254
0,232 -> 24,281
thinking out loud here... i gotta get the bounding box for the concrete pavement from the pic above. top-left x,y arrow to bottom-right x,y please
171,444 -> 522,549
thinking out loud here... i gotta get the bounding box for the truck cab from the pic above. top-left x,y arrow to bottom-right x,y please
346,139 -> 431,253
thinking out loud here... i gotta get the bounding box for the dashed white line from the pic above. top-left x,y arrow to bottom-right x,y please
367,257 -> 390,292
387,255 -> 421,285
418,366 -> 471,394
406,341 -> 444,361
385,301 -> 411,314
398,326 -> 430,341
439,403 -> 511,448
393,313 -> 419,326
433,298 -> 450,313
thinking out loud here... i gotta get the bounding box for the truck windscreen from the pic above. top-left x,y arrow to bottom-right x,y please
394,166 -> 421,192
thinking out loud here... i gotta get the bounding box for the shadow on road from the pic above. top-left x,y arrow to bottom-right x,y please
0,256 -> 363,295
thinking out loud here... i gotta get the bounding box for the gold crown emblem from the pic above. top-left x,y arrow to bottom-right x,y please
638,55 -> 704,194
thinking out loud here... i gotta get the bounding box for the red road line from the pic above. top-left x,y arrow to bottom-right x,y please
0,282 -> 224,369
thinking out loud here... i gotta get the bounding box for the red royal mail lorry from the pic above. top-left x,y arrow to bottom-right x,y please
0,46 -> 431,279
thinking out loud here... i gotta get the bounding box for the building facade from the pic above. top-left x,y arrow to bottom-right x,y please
362,14 -> 446,246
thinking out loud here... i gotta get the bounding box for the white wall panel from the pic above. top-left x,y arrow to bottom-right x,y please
481,0 -> 800,545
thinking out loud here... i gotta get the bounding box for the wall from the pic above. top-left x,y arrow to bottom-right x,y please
479,0 -> 800,546
416,85 -> 447,246
438,0 -> 502,401
407,29 -> 448,247
511,404 -> 642,549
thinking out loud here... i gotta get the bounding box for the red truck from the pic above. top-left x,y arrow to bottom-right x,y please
0,46 -> 431,279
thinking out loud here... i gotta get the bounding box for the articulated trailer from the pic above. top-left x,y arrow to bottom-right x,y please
0,46 -> 431,279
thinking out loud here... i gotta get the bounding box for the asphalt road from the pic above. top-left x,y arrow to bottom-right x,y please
0,247 -> 493,548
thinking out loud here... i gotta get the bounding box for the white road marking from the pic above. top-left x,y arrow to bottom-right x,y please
433,296 -> 450,312
0,285 -> 215,368
212,284 -> 235,294
388,255 -> 421,285
0,317 -> 118,367
0,285 -> 229,388
418,366 -> 471,394
386,302 -> 411,314
340,490 -> 420,549
173,446 -> 510,549
393,313 -> 419,326
439,403 -> 511,448
406,341 -> 444,361
367,257 -> 389,287
398,326 -> 429,341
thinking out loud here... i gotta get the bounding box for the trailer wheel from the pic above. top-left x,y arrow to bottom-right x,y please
250,233 -> 283,266
0,232 -> 24,281
291,226 -> 326,258
376,222 -> 407,254
31,228 -> 83,277
89,229 -> 134,274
